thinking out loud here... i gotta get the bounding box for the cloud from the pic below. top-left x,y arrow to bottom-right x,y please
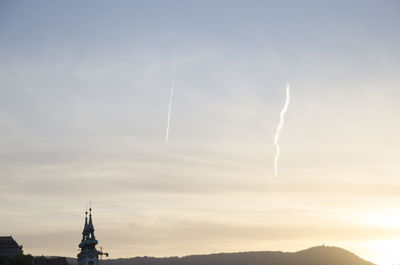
0,1 -> 399,261
18,219 -> 400,258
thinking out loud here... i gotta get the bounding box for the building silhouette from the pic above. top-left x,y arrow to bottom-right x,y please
0,236 -> 22,258
33,256 -> 69,265
77,208 -> 100,265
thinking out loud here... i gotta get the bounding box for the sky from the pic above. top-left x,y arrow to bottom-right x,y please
0,1 -> 399,264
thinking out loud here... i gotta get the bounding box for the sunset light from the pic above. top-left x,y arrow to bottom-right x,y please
0,1 -> 399,265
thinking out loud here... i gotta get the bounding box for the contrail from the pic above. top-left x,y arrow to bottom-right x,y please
166,59 -> 176,144
273,83 -> 291,177
165,1 -> 180,144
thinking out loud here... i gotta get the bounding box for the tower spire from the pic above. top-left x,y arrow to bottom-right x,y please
78,204 -> 99,265
85,205 -> 88,227
88,205 -> 95,239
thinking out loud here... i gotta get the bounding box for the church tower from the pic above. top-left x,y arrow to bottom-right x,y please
77,207 -> 100,265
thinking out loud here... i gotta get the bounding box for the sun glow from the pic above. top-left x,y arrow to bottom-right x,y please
351,212 -> 400,265
357,238 -> 400,265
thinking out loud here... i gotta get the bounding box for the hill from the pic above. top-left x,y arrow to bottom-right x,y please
67,246 -> 376,265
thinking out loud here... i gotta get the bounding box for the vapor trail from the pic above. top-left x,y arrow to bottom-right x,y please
273,83 -> 291,177
165,1 -> 180,144
165,59 -> 176,144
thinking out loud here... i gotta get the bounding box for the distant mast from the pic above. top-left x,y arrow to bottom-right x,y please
77,207 -> 100,265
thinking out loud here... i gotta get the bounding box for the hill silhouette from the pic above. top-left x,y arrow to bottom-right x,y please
67,246 -> 375,265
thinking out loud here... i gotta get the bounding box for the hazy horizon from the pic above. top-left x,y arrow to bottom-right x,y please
0,1 -> 399,265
